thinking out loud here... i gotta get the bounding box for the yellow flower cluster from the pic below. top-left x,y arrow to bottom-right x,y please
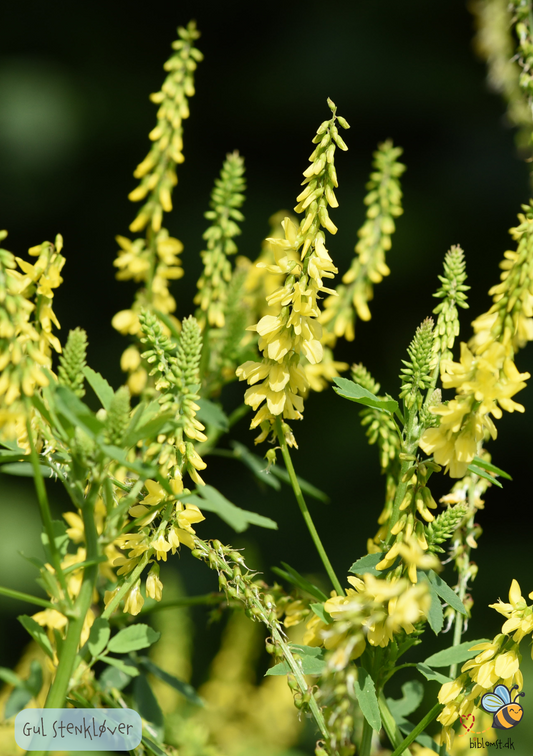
108,478 -> 205,615
303,573 -> 431,666
128,21 -> 202,234
437,579 -> 532,750
320,140 -> 405,343
0,232 -> 64,444
236,101 -> 349,444
420,209 -> 533,477
419,341 -> 529,477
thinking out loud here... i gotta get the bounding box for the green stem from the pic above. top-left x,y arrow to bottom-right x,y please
25,412 -> 71,604
0,585 -> 55,610
101,550 -> 153,619
274,417 -> 344,597
359,718 -> 373,756
378,694 -> 413,756
389,703 -> 443,756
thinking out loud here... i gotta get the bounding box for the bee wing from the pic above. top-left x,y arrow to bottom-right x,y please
481,693 -> 505,712
494,685 -> 511,704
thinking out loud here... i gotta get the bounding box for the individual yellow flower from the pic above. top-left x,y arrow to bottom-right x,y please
146,568 -> 163,601
124,582 -> 144,616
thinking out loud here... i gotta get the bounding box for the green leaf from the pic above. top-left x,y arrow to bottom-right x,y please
54,385 -> 104,437
386,680 -> 424,719
4,686 -> 33,719
273,562 -> 328,602
354,668 -> 381,731
196,399 -> 229,431
138,657 -> 204,706
23,661 -> 43,698
83,366 -> 114,410
102,656 -> 140,677
107,624 -> 160,654
425,570 -> 466,615
416,663 -> 451,684
0,667 -> 23,688
333,377 -> 398,414
134,675 -> 164,738
471,455 -> 512,480
0,462 -> 53,477
310,603 -> 333,625
466,464 -> 503,488
123,411 -> 176,448
17,615 -> 54,660
99,443 -> 159,479
230,441 -> 281,490
88,617 -> 111,657
425,580 -> 444,635
99,665 -> 132,691
142,734 -> 168,756
349,553 -> 386,576
266,645 -> 326,676
423,639 -> 490,668
182,485 -> 277,532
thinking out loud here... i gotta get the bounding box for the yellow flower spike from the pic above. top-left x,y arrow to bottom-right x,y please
237,102 -> 348,445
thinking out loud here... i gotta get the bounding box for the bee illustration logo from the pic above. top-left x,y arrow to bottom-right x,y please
481,684 -> 525,730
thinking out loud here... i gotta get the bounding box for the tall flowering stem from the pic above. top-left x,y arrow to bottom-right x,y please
275,417 -> 344,596
237,98 -> 349,447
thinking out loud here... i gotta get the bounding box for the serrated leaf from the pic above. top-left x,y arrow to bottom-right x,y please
349,553 -> 385,576
416,663 -> 451,684
134,675 -> 164,738
423,639 -> 490,668
466,464 -> 503,488
354,668 -> 381,731
107,624 -> 160,654
196,399 -> 229,431
333,377 -> 398,414
102,656 -> 140,677
182,485 -> 277,532
88,617 -> 111,657
274,562 -> 328,602
471,456 -> 512,480
386,680 -> 424,719
138,657 -> 204,706
83,366 -> 114,410
266,645 -> 326,676
425,570 -> 466,615
310,603 -> 333,624
17,616 -> 54,660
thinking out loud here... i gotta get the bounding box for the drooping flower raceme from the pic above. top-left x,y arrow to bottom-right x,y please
236,99 -> 349,445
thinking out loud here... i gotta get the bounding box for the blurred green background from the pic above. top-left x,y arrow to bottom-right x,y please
1,0 -> 533,752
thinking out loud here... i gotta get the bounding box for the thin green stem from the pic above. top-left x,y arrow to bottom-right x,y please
378,694 -> 413,756
0,585 -> 55,610
389,703 -> 443,756
101,550 -> 153,620
359,718 -> 373,756
274,417 -> 344,597
25,412 -> 71,604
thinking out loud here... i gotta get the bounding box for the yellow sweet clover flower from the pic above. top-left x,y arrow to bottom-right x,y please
420,206 -> 533,478
123,581 -> 144,616
0,232 -> 64,446
437,579 -> 533,749
320,140 -> 405,345
237,100 -> 349,445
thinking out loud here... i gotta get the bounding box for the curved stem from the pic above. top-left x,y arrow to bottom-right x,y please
274,417 -> 344,596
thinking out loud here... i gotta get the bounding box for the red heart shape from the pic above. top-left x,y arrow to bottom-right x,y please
460,713 -> 475,733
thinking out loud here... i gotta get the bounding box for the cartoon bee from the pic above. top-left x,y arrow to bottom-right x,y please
481,684 -> 525,730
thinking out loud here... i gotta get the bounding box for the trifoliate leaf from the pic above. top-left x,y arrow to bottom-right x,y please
102,656 -> 140,677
